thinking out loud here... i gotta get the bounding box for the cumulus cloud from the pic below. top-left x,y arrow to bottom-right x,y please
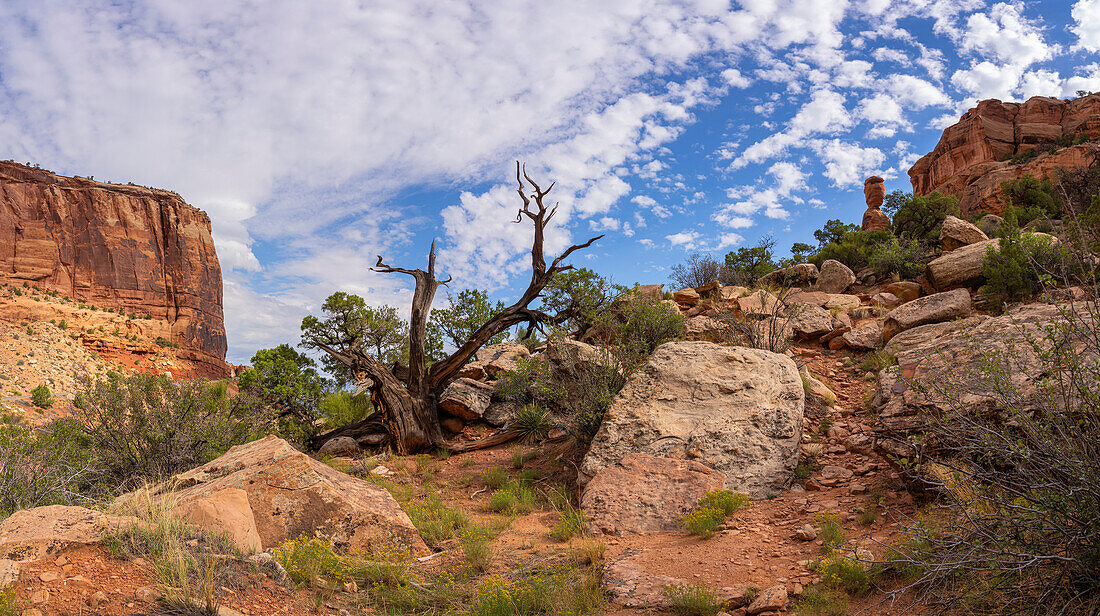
1073,0 -> 1100,52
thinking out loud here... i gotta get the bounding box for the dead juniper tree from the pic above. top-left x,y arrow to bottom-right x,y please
302,163 -> 602,454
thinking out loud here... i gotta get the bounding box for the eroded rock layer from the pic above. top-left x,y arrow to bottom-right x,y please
0,161 -> 228,376
908,95 -> 1100,216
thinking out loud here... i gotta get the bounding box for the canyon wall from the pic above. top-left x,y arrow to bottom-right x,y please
0,160 -> 229,377
908,94 -> 1100,216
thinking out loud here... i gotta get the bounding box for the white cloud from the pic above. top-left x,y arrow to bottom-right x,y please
666,230 -> 701,248
958,3 -> 1056,66
810,139 -> 887,186
732,89 -> 852,168
721,68 -> 752,88
1073,0 -> 1100,52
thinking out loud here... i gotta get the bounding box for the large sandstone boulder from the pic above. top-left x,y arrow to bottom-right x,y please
172,488 -> 262,554
581,454 -> 725,534
882,288 -> 972,341
581,342 -> 804,497
544,338 -> 619,373
816,260 -> 856,294
926,238 -> 998,290
439,378 -> 495,421
684,316 -> 732,341
861,176 -> 891,232
841,320 -> 884,351
736,290 -> 782,316
875,303 -> 1084,456
164,436 -> 426,554
0,506 -> 139,562
940,215 -> 989,252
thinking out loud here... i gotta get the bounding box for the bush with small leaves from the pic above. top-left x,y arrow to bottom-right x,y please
663,583 -> 722,616
30,384 -> 52,408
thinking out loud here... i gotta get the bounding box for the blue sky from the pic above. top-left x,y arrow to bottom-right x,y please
1,0 -> 1098,363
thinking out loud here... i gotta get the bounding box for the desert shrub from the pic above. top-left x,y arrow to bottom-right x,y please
682,490 -> 750,538
30,384 -> 51,408
272,535 -> 411,588
868,235 -> 924,279
0,416 -> 99,517
72,373 -> 269,486
892,191 -> 960,244
810,229 -> 894,271
494,357 -> 555,405
814,511 -> 847,552
886,276 -> 1100,613
815,552 -> 870,595
515,405 -> 551,441
980,214 -> 1071,311
467,564 -> 603,616
319,390 -> 373,429
793,584 -> 848,616
482,466 -> 509,490
793,452 -> 821,483
669,253 -> 724,290
460,525 -> 494,571
663,582 -> 722,616
403,492 -> 473,545
697,490 -> 750,517
721,236 -> 777,286
487,481 -> 536,515
999,174 -> 1059,227
550,509 -> 588,542
0,588 -> 14,616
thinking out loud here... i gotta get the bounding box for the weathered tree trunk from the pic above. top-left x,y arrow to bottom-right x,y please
313,163 -> 601,453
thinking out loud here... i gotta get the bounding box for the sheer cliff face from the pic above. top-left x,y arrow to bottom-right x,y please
0,161 -> 228,376
908,94 -> 1100,216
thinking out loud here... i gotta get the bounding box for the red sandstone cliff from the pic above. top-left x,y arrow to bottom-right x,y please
908,94 -> 1100,216
0,161 -> 229,377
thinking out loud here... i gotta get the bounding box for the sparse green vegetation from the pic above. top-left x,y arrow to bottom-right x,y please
663,582 -> 722,616
681,490 -> 750,538
30,383 -> 51,408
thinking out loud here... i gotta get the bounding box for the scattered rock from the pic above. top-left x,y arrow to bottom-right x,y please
30,588 -> 49,605
736,290 -> 782,316
789,304 -> 833,340
870,292 -> 899,308
816,260 -> 856,294
759,263 -> 818,287
87,591 -> 109,609
884,281 -> 921,303
476,343 -> 531,379
136,586 -> 161,603
795,524 -> 817,541
823,294 -> 861,311
545,338 -> 619,373
977,213 -> 1004,237
673,288 -> 701,306
581,341 -> 803,497
633,284 -> 664,303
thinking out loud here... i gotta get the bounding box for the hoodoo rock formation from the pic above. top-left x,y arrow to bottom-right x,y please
0,161 -> 229,377
860,176 -> 890,232
908,94 -> 1100,216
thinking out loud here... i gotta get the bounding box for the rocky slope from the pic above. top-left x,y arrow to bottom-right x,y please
908,94 -> 1100,216
0,161 -> 229,377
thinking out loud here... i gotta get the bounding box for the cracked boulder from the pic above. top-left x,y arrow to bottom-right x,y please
580,341 -> 803,498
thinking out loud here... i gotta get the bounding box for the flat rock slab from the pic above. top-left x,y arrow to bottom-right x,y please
0,506 -> 139,563
581,453 -> 725,534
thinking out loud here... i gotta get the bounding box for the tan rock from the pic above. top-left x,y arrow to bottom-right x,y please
0,559 -> 18,587
747,585 -> 788,614
789,304 -> 834,340
758,263 -> 818,287
633,284 -> 664,303
581,342 -> 803,497
940,215 -> 989,252
544,338 -> 618,373
824,294 -> 861,311
673,288 -> 701,306
870,292 -> 900,308
439,378 -> 495,421
736,290 -> 782,316
476,343 -> 531,378
816,260 -> 856,294
162,436 -> 427,555
135,586 -> 161,603
861,176 -> 891,232
171,488 -> 262,554
884,281 -> 921,303
0,506 -> 138,563
784,290 -> 830,307
318,436 -> 359,457
841,320 -> 883,351
883,288 -> 972,341
581,453 -> 726,534
719,285 -> 748,301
